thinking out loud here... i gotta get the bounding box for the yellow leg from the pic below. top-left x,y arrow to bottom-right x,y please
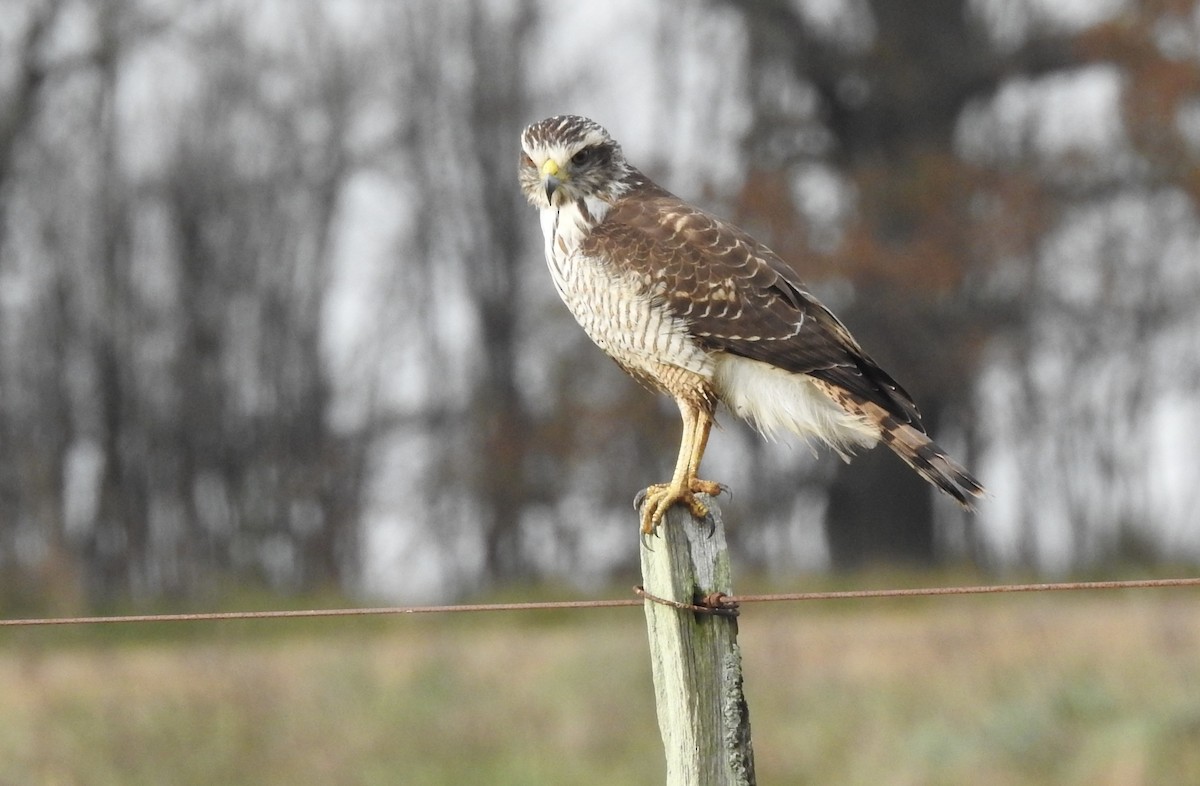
638,401 -> 722,535
688,408 -> 720,489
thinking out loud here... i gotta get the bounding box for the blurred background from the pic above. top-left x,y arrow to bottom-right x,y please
5,2 -> 1200,784
2,0 -> 1199,611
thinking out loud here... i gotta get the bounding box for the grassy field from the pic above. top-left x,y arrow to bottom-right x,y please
2,580 -> 1199,785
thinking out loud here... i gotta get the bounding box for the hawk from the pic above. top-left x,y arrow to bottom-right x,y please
519,115 -> 985,534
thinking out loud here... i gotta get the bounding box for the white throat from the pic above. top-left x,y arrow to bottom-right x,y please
539,195 -> 612,284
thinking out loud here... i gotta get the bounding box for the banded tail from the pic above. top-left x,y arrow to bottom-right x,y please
858,398 -> 986,509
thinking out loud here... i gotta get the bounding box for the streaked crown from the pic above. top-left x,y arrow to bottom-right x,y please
519,114 -> 634,209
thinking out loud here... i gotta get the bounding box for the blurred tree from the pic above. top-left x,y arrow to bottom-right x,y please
0,0 -> 74,606
460,1 -> 541,584
375,1 -> 545,588
0,1 -> 376,602
988,3 -> 1200,567
2,0 -> 1198,607
156,6 -> 371,594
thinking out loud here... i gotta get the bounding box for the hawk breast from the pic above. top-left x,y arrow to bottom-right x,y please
540,195 -> 713,397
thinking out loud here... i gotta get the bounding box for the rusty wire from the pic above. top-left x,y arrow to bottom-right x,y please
0,576 -> 1196,628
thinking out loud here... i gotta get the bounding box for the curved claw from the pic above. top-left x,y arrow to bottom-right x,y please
692,479 -> 726,498
636,478 -> 721,535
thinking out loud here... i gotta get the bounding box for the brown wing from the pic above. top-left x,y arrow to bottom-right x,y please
581,183 -> 924,429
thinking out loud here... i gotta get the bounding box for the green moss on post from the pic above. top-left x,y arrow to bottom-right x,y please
639,495 -> 756,786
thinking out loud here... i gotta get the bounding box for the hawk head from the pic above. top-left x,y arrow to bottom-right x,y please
519,115 -> 633,210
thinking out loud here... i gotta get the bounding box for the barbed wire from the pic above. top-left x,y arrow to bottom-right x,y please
0,576 -> 1197,628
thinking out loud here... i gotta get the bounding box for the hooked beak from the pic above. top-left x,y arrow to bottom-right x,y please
541,158 -> 563,204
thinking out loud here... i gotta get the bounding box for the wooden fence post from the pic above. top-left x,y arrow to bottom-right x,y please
639,494 -> 756,786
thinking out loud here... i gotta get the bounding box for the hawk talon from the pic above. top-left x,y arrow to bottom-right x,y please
636,479 -> 720,535
690,479 -> 726,498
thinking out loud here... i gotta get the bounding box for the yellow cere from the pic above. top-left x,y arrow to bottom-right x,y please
541,159 -> 560,177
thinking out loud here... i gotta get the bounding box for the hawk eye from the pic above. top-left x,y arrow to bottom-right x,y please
520,152 -> 534,168
571,147 -> 595,166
